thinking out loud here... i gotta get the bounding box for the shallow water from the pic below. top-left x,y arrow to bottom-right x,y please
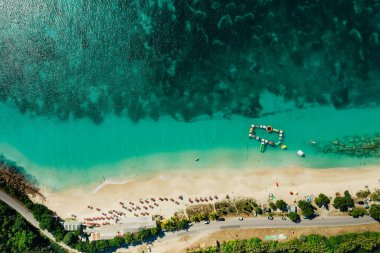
0,1 -> 379,189
1,95 -> 379,189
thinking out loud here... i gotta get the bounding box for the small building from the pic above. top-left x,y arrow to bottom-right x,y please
305,195 -> 314,203
85,216 -> 157,241
287,205 -> 297,213
63,221 -> 82,231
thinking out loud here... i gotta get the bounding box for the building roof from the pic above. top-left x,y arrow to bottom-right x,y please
86,216 -> 157,241
64,221 -> 82,225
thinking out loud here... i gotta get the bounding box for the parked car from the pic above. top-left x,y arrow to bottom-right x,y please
238,217 -> 244,221
217,217 -> 225,221
268,216 -> 274,220
204,220 -> 210,224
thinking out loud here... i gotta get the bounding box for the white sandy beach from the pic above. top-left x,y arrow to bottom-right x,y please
40,166 -> 380,221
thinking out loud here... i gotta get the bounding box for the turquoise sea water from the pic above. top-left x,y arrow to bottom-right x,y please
0,1 -> 380,189
0,92 -> 379,189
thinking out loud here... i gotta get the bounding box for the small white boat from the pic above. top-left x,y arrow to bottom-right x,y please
297,150 -> 305,157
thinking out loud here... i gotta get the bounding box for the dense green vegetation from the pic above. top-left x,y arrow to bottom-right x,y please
333,191 -> 355,212
370,190 -> 380,202
189,232 -> 380,253
269,202 -> 277,211
297,200 -> 316,218
288,212 -> 301,223
369,204 -> 380,221
214,200 -> 237,216
275,200 -> 288,212
159,217 -> 190,231
1,182 -> 162,253
235,198 -> 257,214
356,190 -> 371,198
314,193 -> 330,208
74,227 -> 159,253
0,201 -> 66,253
349,207 -> 368,218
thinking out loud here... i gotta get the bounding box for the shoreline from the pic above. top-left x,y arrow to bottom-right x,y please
40,165 -> 380,221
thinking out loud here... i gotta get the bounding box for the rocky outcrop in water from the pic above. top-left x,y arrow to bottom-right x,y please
320,134 -> 380,158
0,155 -> 44,200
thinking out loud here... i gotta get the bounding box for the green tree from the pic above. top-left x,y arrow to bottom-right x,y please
255,207 -> 263,215
176,219 -> 189,230
124,232 -> 135,244
63,232 -> 78,246
38,214 -> 54,230
370,192 -> 379,202
288,212 -> 300,223
93,240 -> 109,251
349,207 -> 368,218
333,191 -> 354,212
297,200 -> 315,217
356,189 -> 371,198
269,202 -> 277,211
369,204 -> 380,220
314,193 -> 330,208
109,236 -> 124,247
209,211 -> 219,220
275,200 -> 288,212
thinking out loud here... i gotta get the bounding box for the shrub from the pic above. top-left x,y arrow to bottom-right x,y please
349,207 -> 368,218
356,189 -> 371,198
269,202 -> 277,211
235,198 -> 257,214
288,212 -> 300,223
275,200 -> 288,212
333,190 -> 354,212
255,207 -> 263,215
369,204 -> 380,220
314,193 -> 330,208
297,200 -> 315,217
215,201 -> 236,216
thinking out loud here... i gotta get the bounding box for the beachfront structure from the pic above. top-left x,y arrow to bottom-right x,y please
85,216 -> 157,241
63,221 -> 82,231
287,205 -> 297,213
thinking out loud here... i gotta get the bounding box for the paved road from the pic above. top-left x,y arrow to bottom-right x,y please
169,215 -> 377,238
129,215 -> 377,252
184,215 -> 377,234
0,190 -> 78,253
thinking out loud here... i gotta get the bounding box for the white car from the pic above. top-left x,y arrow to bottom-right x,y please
204,220 -> 210,224
238,217 -> 244,221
